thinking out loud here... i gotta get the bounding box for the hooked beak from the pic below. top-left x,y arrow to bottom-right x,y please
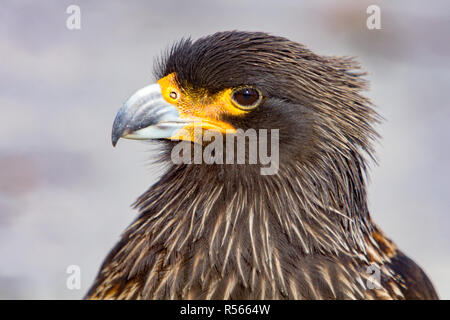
111,83 -> 189,147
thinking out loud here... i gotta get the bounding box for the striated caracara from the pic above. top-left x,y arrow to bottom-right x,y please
86,31 -> 438,300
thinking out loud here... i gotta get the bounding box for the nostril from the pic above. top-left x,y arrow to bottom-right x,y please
169,91 -> 178,100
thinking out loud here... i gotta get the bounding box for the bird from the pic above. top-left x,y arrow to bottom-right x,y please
86,31 -> 438,300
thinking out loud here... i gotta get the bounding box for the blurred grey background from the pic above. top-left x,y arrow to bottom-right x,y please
1,0 -> 449,299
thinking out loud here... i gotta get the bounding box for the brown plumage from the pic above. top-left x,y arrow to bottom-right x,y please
86,31 -> 438,300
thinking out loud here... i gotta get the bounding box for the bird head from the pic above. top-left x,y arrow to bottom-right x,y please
95,32 -> 392,294
111,31 -> 379,173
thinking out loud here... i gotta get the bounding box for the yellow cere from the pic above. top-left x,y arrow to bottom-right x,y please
157,73 -> 254,142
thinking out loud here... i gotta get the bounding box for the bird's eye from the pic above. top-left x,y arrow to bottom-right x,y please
231,87 -> 262,110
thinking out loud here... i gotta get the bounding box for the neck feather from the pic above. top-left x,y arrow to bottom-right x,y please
131,149 -> 374,273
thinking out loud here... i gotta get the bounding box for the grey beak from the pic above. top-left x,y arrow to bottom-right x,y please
111,83 -> 187,146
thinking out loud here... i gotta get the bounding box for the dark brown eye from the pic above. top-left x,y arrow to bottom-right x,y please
231,87 -> 262,109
